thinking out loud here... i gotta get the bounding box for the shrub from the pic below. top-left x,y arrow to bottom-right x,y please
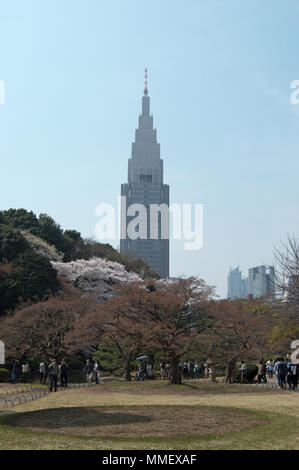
0,368 -> 9,382
235,363 -> 258,383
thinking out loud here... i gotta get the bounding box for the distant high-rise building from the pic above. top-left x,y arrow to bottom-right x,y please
241,276 -> 248,299
227,267 -> 248,299
120,71 -> 169,278
227,265 -> 275,299
266,266 -> 275,298
248,265 -> 275,299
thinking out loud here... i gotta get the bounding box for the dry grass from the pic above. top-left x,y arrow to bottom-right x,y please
0,380 -> 298,450
0,383 -> 45,397
4,405 -> 260,438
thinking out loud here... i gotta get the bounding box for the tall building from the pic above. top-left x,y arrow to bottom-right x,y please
227,266 -> 248,299
248,265 -> 275,299
266,266 -> 275,298
248,265 -> 267,299
227,265 -> 275,299
120,71 -> 169,278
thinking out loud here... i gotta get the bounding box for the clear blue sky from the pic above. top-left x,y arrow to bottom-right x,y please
0,1 -> 299,297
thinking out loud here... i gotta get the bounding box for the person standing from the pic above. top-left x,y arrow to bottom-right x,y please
183,361 -> 188,379
203,360 -> 209,379
146,363 -> 153,379
266,359 -> 274,379
160,361 -> 167,380
48,359 -> 59,392
39,360 -> 46,384
240,361 -> 247,383
94,360 -> 102,384
22,362 -> 30,383
187,360 -> 194,379
60,359 -> 68,388
275,358 -> 287,389
194,361 -> 201,379
11,359 -> 19,384
84,359 -> 93,384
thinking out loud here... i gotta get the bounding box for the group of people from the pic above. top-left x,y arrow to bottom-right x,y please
240,357 -> 298,390
273,357 -> 298,390
182,360 -> 203,379
159,360 -> 203,380
136,362 -> 153,381
11,357 -> 104,391
10,358 -> 69,392
84,359 -> 103,384
11,360 -> 31,384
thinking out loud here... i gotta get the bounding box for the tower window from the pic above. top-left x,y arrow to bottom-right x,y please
140,174 -> 152,183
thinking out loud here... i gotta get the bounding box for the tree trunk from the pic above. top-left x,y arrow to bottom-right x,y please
225,358 -> 237,383
125,360 -> 131,381
168,355 -> 181,385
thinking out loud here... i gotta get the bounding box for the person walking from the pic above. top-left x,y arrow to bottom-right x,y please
257,360 -> 267,384
39,360 -> 46,384
137,362 -> 147,381
48,359 -> 59,392
275,358 -> 287,389
60,359 -> 68,387
286,362 -> 298,390
94,360 -> 102,384
266,359 -> 274,379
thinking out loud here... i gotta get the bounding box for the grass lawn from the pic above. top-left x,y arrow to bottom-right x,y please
0,380 -> 298,450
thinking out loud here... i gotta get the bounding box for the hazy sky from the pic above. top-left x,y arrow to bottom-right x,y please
0,1 -> 299,297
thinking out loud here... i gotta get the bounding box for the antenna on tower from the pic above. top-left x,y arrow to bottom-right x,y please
144,68 -> 148,95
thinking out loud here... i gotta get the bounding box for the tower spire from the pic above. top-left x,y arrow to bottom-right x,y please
144,68 -> 148,95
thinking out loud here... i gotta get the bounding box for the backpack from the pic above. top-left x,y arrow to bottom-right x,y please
277,362 -> 286,375
49,364 -> 59,376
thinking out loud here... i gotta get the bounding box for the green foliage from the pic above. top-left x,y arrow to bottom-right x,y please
235,364 -> 258,383
93,342 -> 125,376
0,207 -> 157,316
0,208 -> 157,279
0,225 -> 29,261
0,368 -> 9,382
0,275 -> 19,313
64,230 -> 81,242
37,214 -> 75,259
0,251 -> 60,315
10,251 -> 60,302
0,209 -> 40,231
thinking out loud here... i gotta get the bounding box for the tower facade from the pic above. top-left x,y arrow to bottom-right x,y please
120,72 -> 169,278
248,265 -> 275,298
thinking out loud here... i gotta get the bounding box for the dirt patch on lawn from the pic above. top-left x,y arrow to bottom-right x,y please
4,405 -> 264,438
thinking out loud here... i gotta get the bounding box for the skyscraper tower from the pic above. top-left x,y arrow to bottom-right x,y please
120,70 -> 169,278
